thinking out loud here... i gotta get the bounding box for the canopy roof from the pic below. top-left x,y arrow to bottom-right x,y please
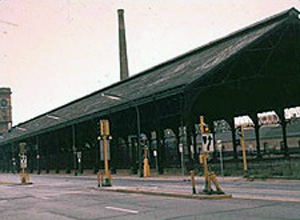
1,8 -> 300,145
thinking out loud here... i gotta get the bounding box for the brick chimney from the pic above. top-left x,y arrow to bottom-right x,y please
118,9 -> 129,81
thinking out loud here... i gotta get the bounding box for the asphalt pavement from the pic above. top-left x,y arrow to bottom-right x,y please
0,173 -> 299,219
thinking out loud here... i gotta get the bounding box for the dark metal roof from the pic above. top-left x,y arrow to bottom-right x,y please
1,8 -> 299,145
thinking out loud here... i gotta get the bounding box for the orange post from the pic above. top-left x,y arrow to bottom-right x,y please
97,172 -> 101,187
191,170 -> 196,194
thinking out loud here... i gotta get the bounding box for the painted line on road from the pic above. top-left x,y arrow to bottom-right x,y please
35,196 -> 51,200
105,206 -> 139,214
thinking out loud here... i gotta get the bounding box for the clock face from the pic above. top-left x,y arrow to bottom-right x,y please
1,99 -> 7,107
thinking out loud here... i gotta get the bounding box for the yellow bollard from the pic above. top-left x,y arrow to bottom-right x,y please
143,158 -> 150,177
143,148 -> 150,177
100,172 -> 104,186
190,171 -> 196,194
97,172 -> 101,187
20,171 -> 29,184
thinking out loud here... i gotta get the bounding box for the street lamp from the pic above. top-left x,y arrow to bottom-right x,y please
101,92 -> 143,177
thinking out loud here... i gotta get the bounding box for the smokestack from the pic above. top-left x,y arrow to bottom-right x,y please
118,9 -> 129,81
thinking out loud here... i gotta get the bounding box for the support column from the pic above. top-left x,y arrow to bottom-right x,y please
10,143 -> 15,173
54,134 -> 60,173
128,135 -> 137,174
123,136 -> 131,170
156,128 -> 164,174
192,123 -> 199,164
186,123 -> 194,170
36,136 -> 40,174
180,120 -> 189,174
172,125 -> 182,169
227,117 -> 238,160
276,108 -> 288,157
72,124 -> 77,176
249,113 -> 262,158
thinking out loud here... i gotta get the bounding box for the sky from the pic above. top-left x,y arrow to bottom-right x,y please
1,0 -> 300,125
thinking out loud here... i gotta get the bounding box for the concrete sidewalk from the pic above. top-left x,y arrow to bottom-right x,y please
103,174 -> 300,202
100,186 -> 232,200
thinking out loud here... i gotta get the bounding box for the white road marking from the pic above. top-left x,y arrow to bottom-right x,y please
35,196 -> 51,200
105,206 -> 139,214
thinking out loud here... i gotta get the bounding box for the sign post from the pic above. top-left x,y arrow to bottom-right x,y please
202,133 -> 214,152
179,143 -> 184,176
153,150 -> 158,175
199,116 -> 224,195
200,116 -> 214,192
19,142 -> 30,184
237,126 -> 248,177
99,120 -> 112,187
77,151 -> 82,175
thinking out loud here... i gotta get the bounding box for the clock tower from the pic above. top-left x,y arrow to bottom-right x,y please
0,88 -> 12,134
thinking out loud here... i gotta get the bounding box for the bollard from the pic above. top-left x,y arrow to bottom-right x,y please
100,172 -> 104,186
190,171 -> 196,194
97,172 -> 101,187
143,148 -> 150,177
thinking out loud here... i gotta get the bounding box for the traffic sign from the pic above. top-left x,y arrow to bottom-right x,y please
20,155 -> 27,169
202,133 -> 214,152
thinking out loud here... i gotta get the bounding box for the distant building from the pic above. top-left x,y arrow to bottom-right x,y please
215,119 -> 300,153
0,88 -> 12,134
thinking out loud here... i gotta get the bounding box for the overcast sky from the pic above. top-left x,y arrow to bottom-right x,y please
1,0 -> 300,125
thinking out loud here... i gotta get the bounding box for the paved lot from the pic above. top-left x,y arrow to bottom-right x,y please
0,174 -> 299,220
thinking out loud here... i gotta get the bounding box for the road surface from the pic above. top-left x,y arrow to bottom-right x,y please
0,174 -> 299,220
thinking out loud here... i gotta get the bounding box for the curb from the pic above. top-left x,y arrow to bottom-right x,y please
100,187 -> 232,200
0,181 -> 33,186
233,195 -> 300,203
